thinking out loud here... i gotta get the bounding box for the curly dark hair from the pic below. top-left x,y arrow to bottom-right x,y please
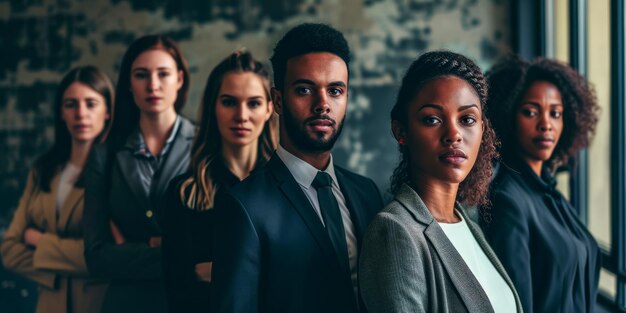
390,50 -> 499,207
270,23 -> 350,91
486,56 -> 599,170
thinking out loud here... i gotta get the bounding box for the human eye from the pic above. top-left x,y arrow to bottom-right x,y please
248,100 -> 262,108
158,70 -> 171,78
551,110 -> 562,118
460,115 -> 477,126
295,86 -> 312,95
328,87 -> 343,97
133,71 -> 148,79
422,116 -> 441,126
520,107 -> 537,117
63,100 -> 76,109
221,98 -> 236,107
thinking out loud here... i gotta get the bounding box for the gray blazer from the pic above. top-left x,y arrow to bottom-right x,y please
359,183 -> 523,313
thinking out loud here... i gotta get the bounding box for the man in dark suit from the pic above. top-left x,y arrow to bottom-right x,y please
210,23 -> 384,313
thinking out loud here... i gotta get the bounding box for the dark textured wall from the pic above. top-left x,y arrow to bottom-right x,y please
0,0 -> 511,310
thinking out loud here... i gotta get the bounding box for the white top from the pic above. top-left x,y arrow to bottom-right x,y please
438,214 -> 516,313
276,145 -> 359,298
56,163 -> 82,213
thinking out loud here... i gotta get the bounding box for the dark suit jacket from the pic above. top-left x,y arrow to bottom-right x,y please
481,159 -> 600,313
83,117 -> 194,313
210,155 -> 383,313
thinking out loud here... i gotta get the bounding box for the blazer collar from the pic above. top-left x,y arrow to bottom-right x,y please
394,183 -> 495,313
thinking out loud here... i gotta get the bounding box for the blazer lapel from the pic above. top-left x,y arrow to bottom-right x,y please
57,187 -> 83,232
395,184 -> 494,313
267,156 -> 337,264
115,149 -> 152,212
43,174 -> 61,234
152,117 -> 194,198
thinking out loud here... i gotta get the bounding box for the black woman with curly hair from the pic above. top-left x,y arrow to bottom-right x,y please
480,56 -> 600,313
359,51 -> 523,313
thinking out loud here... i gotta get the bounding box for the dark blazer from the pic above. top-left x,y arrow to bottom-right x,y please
161,161 -> 240,313
83,117 -> 194,313
359,183 -> 523,313
210,155 -> 383,313
481,159 -> 600,313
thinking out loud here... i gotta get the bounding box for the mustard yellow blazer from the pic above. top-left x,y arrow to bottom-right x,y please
1,170 -> 107,313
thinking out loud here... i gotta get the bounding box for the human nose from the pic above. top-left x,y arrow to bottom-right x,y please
442,122 -> 462,145
312,90 -> 330,114
234,103 -> 249,122
538,111 -> 553,132
75,102 -> 88,119
148,73 -> 160,91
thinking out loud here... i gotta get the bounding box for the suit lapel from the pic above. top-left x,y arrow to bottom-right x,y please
334,169 -> 366,242
57,187 -> 83,232
395,184 -> 494,313
267,156 -> 337,263
152,118 -> 194,198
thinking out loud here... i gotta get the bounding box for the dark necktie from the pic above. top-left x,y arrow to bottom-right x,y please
312,171 -> 350,275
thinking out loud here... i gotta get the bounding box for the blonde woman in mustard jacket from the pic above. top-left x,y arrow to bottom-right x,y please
1,66 -> 114,313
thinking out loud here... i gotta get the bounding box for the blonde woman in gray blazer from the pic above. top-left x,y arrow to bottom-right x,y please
359,51 -> 523,313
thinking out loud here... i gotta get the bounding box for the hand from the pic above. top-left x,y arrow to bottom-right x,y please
109,221 -> 126,245
195,262 -> 212,283
23,228 -> 43,247
148,236 -> 161,248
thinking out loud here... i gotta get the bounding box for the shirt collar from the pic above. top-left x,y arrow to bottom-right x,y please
125,115 -> 181,157
276,144 -> 338,190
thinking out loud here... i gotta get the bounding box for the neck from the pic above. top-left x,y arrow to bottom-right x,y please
69,139 -> 94,168
525,158 -> 543,177
411,175 -> 460,223
139,109 -> 177,156
280,137 -> 331,170
222,141 -> 258,180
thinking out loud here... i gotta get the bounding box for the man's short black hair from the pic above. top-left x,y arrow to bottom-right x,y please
270,23 -> 351,90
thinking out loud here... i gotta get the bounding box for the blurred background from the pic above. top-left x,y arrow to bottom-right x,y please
0,0 -> 624,312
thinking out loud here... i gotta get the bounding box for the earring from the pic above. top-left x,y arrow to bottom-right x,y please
398,138 -> 405,145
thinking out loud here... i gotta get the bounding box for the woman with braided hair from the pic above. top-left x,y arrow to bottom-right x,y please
480,56 -> 600,313
359,51 -> 522,313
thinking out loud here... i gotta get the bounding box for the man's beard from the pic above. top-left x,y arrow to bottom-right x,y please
281,104 -> 345,153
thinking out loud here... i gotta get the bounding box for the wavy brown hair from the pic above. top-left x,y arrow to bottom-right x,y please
179,51 -> 278,210
390,51 -> 499,206
486,56 -> 599,171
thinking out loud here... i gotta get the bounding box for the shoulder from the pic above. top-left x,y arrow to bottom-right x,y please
335,165 -> 380,193
178,116 -> 196,138
224,167 -> 276,204
369,201 -> 425,238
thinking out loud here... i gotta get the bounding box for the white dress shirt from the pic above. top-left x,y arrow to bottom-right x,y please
276,145 -> 359,298
56,162 -> 82,213
439,214 -> 517,313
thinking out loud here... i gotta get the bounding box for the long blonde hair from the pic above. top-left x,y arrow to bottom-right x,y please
180,51 -> 278,210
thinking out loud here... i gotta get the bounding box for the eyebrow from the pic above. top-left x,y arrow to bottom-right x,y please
418,103 -> 479,112
132,67 -> 173,72
290,79 -> 347,88
220,94 -> 264,100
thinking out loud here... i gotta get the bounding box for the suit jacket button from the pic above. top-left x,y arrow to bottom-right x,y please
146,210 -> 153,218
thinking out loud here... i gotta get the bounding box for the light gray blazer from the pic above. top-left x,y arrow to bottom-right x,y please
359,183 -> 523,313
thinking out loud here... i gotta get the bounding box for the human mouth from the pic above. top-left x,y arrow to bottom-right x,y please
231,127 -> 251,137
532,136 -> 555,148
146,96 -> 162,104
438,149 -> 468,165
307,117 -> 335,132
74,124 -> 90,132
